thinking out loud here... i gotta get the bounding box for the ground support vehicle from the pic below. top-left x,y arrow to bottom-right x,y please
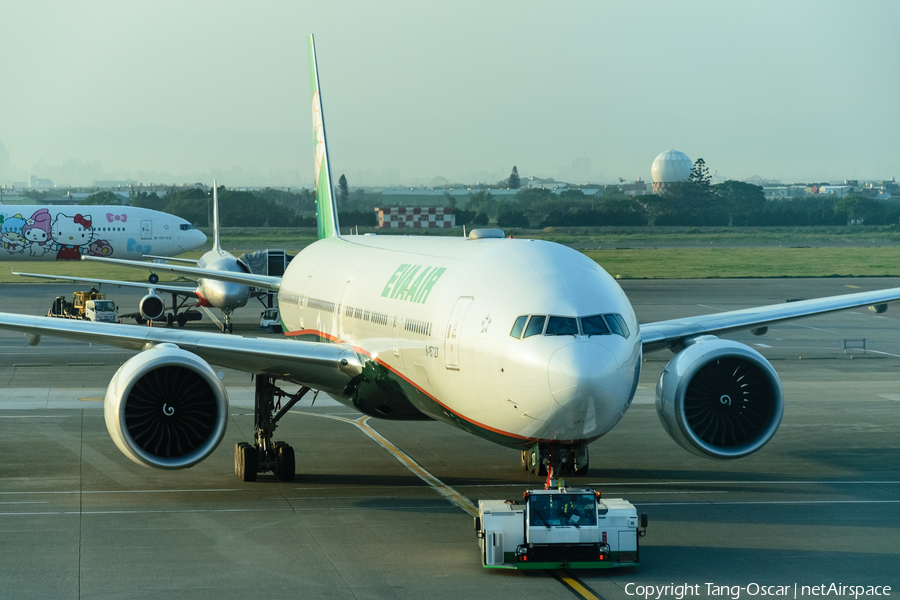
48,289 -> 117,322
475,484 -> 647,569
259,307 -> 282,333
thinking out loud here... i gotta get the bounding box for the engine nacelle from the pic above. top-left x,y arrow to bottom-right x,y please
139,293 -> 165,320
104,344 -> 228,469
656,336 -> 784,459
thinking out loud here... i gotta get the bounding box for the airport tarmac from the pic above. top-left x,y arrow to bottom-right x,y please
1,280 -> 899,599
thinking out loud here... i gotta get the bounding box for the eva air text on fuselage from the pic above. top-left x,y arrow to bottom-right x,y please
382,264 -> 447,304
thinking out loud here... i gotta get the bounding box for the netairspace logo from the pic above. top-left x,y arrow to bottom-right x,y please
625,583 -> 892,600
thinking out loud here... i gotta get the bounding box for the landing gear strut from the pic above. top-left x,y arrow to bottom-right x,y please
222,309 -> 234,334
234,375 -> 309,482
523,442 -> 589,477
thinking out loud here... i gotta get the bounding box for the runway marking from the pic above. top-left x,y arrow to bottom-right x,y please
271,496 -> 401,500
0,506 -> 451,516
588,480 -> 900,486
552,570 -> 604,600
636,499 -> 900,506
0,489 -> 241,495
868,349 -> 900,359
299,411 -> 478,517
877,394 -> 900,401
845,285 -> 861,289
0,415 -> 79,418
754,343 -> 773,348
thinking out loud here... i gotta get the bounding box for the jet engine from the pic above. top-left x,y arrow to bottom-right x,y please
104,343 -> 228,469
139,293 -> 165,321
655,336 -> 783,459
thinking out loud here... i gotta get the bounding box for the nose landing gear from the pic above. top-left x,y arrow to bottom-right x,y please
523,441 -> 589,477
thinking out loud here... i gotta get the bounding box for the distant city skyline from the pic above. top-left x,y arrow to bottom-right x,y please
1,2 -> 898,188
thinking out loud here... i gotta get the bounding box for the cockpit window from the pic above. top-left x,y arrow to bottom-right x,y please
546,316 -> 578,336
604,314 -> 629,338
581,315 -> 610,336
180,223 -> 195,230
511,313 -> 629,340
510,315 -> 528,339
612,314 -> 630,338
523,315 -> 546,338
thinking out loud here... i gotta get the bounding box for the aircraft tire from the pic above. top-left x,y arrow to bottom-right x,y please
149,273 -> 159,284
239,444 -> 257,482
166,313 -> 175,326
234,443 -> 245,477
277,444 -> 295,482
177,313 -> 187,327
227,323 -> 233,334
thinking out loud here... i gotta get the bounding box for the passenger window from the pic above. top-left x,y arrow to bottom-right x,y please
614,314 -> 630,338
603,315 -> 628,337
523,315 -> 546,338
580,315 -> 610,336
510,315 -> 527,339
546,316 -> 578,336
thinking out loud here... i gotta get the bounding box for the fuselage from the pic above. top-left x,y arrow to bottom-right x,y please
0,205 -> 206,261
278,234 -> 642,449
194,247 -> 251,311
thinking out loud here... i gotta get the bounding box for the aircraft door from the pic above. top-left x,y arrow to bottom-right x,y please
444,296 -> 473,370
392,302 -> 404,357
335,280 -> 352,341
141,220 -> 152,240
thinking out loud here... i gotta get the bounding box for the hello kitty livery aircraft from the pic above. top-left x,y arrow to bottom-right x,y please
0,204 -> 206,261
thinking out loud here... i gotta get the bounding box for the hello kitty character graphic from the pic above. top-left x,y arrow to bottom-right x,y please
51,213 -> 96,260
23,209 -> 52,257
1,214 -> 27,254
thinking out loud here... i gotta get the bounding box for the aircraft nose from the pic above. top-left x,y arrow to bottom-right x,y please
195,229 -> 208,246
548,341 -> 619,413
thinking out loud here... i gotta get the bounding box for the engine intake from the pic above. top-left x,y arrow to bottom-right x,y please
656,336 -> 783,459
104,344 -> 228,469
139,293 -> 165,320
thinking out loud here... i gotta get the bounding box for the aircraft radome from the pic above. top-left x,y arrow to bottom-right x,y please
1,35 -> 899,483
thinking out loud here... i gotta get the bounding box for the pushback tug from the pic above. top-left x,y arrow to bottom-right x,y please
476,479 -> 647,570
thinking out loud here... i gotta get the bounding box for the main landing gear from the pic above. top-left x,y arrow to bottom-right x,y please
234,375 -> 310,482
522,441 -> 589,477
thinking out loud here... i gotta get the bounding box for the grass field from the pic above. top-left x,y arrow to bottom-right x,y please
3,227 -> 900,283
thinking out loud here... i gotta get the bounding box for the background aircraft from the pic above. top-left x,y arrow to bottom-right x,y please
0,36 -> 899,485
15,184 -> 266,333
0,203 -> 205,260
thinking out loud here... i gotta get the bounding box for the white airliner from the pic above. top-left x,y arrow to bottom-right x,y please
1,35 -> 900,483
0,203 -> 206,260
15,183 -> 253,333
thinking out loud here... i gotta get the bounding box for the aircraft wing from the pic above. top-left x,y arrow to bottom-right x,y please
81,255 -> 282,292
13,271 -> 200,299
639,286 -> 900,353
0,312 -> 359,392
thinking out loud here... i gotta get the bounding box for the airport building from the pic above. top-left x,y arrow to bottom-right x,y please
375,206 -> 456,229
651,149 -> 692,195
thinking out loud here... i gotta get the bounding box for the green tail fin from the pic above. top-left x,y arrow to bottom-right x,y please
309,34 -> 340,240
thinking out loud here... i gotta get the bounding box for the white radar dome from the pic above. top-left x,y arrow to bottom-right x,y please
651,150 -> 692,183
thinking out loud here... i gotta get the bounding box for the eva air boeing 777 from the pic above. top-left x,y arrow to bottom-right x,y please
1,35 -> 900,481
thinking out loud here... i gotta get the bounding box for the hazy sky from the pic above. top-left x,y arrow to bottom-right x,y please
1,1 -> 898,187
